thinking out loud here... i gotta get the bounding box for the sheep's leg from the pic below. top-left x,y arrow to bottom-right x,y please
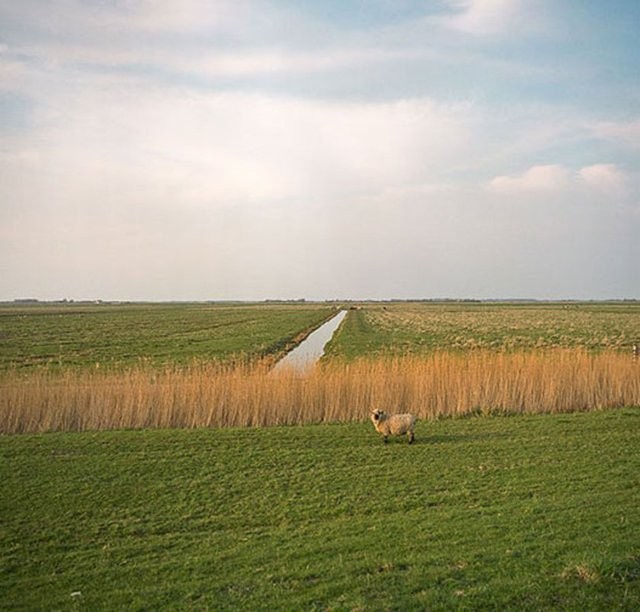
383,435 -> 388,444
408,431 -> 415,444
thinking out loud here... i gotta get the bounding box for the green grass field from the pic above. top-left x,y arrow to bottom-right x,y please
2,301 -> 638,608
325,302 -> 640,359
2,301 -> 638,370
2,409 -> 639,610
0,302 -> 335,370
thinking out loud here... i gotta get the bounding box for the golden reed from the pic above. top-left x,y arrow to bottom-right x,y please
1,350 -> 638,434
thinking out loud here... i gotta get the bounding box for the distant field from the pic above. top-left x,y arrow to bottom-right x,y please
2,409 -> 639,609
325,302 -> 640,359
0,303 -> 335,370
2,301 -> 638,434
3,301 -> 638,370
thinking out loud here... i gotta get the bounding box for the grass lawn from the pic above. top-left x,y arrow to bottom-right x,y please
2,408 -> 639,610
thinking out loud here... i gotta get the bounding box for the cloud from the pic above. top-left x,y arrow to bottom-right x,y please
0,46 -> 29,91
0,1 -> 318,98
12,85 -> 473,204
0,0 -> 551,93
578,164 -> 627,191
3,21 -> 423,85
2,2 -> 638,300
443,0 -> 525,35
0,0 -> 251,38
487,164 -> 570,193
591,119 -> 640,149
487,162 -> 632,199
190,47 -> 421,77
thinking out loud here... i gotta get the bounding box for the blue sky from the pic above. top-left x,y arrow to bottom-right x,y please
0,0 -> 638,300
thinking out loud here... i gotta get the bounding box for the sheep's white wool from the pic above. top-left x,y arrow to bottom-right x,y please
370,409 -> 416,443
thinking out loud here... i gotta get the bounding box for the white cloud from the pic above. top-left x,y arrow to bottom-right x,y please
578,164 -> 627,191
9,34 -> 421,83
0,47 -> 29,91
487,162 -> 633,198
592,119 -> 640,149
191,47 -> 420,77
120,0 -> 248,33
0,0 -> 547,89
0,0 -> 324,76
443,0 -> 525,35
2,2 -> 638,300
487,164 -> 570,193
13,87 -> 472,205
0,0 -> 251,37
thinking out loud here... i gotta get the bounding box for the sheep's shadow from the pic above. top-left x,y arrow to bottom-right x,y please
402,432 -> 506,445
372,433 -> 505,446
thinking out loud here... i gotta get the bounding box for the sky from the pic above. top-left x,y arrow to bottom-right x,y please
1,0 -> 639,301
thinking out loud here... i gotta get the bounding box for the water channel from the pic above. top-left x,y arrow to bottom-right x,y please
272,309 -> 347,373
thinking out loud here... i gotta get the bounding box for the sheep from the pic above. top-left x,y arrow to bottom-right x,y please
370,409 -> 417,444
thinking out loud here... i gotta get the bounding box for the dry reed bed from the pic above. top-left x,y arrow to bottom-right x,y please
1,350 -> 638,434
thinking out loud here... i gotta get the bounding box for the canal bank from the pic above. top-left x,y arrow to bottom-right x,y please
272,309 -> 347,373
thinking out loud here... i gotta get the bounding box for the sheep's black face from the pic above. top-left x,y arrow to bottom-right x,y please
372,410 -> 381,421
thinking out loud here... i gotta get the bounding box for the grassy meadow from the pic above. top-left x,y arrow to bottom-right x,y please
0,302 -> 335,370
325,302 -> 640,359
2,300 -> 639,608
2,409 -> 639,610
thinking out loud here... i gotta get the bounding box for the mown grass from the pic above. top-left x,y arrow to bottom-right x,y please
325,302 -> 640,359
0,303 -> 335,370
2,408 -> 639,610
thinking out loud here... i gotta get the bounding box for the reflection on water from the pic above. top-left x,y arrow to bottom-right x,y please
272,310 -> 347,373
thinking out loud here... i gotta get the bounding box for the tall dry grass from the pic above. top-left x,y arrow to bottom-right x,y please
1,350 -> 638,434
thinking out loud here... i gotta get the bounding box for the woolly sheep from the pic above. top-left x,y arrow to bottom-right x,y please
370,409 -> 417,444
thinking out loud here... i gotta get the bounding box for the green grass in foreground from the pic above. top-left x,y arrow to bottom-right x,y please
2,409 -> 639,610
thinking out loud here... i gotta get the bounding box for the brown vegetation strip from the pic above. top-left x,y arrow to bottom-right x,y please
1,350 -> 638,434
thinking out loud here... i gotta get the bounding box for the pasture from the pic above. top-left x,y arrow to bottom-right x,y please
1,300 -> 638,608
2,409 -> 639,609
0,302 -> 335,370
2,301 -> 638,370
324,301 -> 640,359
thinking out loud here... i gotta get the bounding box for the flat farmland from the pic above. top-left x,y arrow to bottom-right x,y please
325,302 -> 640,359
0,303 -> 335,370
2,301 -> 639,434
2,303 -> 639,608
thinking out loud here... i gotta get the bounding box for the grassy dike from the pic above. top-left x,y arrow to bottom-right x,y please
2,409 -> 640,610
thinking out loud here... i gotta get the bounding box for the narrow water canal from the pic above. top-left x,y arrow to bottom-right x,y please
272,309 -> 347,373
